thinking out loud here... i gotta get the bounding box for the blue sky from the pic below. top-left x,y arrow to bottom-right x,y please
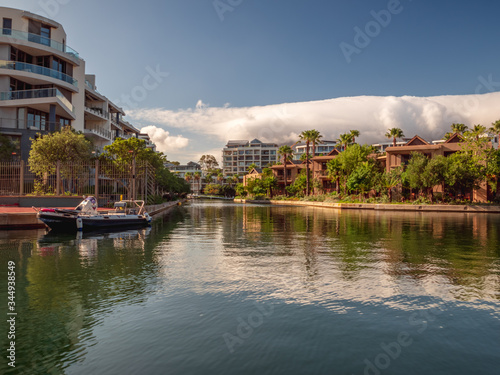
4,0 -> 500,163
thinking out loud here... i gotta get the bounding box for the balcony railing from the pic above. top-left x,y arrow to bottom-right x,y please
1,28 -> 79,59
0,117 -> 64,131
0,60 -> 78,86
0,88 -> 74,114
85,106 -> 109,119
84,127 -> 112,140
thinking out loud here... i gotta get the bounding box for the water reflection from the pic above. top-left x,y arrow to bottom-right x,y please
182,202 -> 500,304
0,209 -> 184,375
0,202 -> 499,374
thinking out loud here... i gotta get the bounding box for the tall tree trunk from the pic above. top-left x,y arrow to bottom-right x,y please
305,141 -> 310,196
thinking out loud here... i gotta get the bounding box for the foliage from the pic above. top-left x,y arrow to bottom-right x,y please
28,126 -> 93,177
100,136 -> 188,195
247,163 -> 258,172
385,127 -> 405,147
346,161 -> 378,195
451,123 -> 468,134
199,155 -> 219,171
327,144 -> 376,195
0,134 -> 18,161
235,183 -> 247,197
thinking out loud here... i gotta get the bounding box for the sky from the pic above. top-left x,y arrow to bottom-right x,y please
4,0 -> 500,163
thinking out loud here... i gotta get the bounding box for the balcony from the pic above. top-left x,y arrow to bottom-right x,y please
0,60 -> 78,87
1,28 -> 79,59
84,126 -> 112,141
0,88 -> 74,117
84,106 -> 109,120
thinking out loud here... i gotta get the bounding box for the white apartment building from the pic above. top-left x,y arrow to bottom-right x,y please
293,140 -> 338,160
222,138 -> 278,176
0,7 -> 150,160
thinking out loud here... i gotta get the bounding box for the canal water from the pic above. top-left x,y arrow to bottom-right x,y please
0,201 -> 499,375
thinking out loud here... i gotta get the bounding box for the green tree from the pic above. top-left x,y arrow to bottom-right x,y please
29,127 -> 93,194
350,129 -> 360,144
298,130 -> 317,196
278,145 -> 294,191
489,120 -> 500,146
385,127 -> 405,147
326,144 -> 375,195
471,124 -> 486,141
247,163 -> 258,173
451,123 -> 468,134
28,126 -> 93,177
337,133 -> 353,151
0,134 -> 18,161
346,161 -> 378,198
193,171 -> 202,193
199,155 -> 219,171
378,166 -> 403,202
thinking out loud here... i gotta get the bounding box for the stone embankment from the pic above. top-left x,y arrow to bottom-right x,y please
235,199 -> 500,213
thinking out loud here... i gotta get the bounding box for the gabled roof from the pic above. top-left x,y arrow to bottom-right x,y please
405,135 -> 430,146
250,138 -> 262,144
247,167 -> 263,175
327,149 -> 340,156
444,133 -> 464,144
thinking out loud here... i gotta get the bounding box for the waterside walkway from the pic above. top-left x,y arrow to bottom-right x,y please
234,199 -> 500,213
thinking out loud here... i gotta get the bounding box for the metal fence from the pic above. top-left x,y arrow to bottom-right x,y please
0,160 -> 157,207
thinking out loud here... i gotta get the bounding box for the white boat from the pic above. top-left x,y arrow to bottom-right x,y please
34,196 -> 152,232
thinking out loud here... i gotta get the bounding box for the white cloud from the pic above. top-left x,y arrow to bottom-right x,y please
140,125 -> 189,153
130,92 -> 500,148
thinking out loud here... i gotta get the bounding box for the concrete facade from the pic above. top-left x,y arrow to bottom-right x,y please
222,139 -> 278,176
0,6 -> 147,160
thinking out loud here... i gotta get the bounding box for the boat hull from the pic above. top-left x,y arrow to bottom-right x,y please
38,213 -> 150,232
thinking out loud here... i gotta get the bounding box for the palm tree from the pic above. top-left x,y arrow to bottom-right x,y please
451,123 -> 468,134
185,172 -> 193,192
247,163 -> 258,173
217,172 -> 224,185
193,171 -> 201,194
489,120 -> 500,147
299,130 -> 317,196
278,145 -> 293,191
350,129 -> 360,144
309,129 -> 323,158
471,124 -> 486,141
385,127 -> 405,147
337,133 -> 353,151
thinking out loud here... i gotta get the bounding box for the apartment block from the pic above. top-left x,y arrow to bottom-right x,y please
0,6 -> 151,160
293,140 -> 337,160
222,138 -> 278,176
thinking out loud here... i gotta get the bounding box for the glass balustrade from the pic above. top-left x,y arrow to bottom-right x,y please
0,88 -> 74,114
0,60 -> 78,86
1,28 -> 79,58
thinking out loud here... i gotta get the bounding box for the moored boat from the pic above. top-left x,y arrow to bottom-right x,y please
34,196 -> 152,232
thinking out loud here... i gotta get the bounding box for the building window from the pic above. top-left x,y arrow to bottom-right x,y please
3,18 -> 12,35
27,109 -> 48,131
